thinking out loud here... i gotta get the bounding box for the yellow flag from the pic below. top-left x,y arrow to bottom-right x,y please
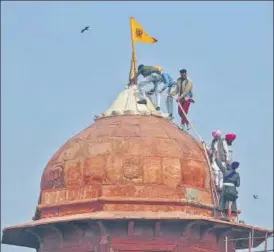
130,17 -> 157,44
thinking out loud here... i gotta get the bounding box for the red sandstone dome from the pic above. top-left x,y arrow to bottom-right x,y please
37,114 -> 214,219
3,85 -> 273,251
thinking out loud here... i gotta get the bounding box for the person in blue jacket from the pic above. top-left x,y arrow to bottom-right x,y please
158,67 -> 176,118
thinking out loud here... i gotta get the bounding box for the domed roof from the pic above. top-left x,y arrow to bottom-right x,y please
3,88 -> 273,252
36,113 -> 215,220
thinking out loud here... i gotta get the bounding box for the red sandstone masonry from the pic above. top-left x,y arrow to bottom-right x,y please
39,220 -> 235,252
39,116 -> 214,218
3,115 -> 272,251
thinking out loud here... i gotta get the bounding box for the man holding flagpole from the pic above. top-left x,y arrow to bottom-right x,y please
135,64 -> 162,108
128,17 -> 160,107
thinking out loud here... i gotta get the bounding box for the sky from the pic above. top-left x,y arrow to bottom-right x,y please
1,1 -> 273,251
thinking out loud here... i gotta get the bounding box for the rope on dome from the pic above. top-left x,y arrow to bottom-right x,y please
176,100 -> 220,216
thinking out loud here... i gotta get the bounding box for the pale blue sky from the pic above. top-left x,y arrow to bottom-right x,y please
1,1 -> 273,251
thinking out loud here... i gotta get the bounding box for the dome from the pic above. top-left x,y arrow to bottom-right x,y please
36,114 -> 215,220
3,87 -> 272,252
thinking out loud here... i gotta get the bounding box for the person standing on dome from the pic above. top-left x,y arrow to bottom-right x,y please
158,67 -> 177,119
133,64 -> 162,110
218,161 -> 240,220
170,69 -> 194,130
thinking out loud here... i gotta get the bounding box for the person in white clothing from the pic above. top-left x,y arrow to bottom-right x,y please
135,64 -> 162,110
212,132 -> 237,191
209,130 -> 223,190
222,133 -> 237,165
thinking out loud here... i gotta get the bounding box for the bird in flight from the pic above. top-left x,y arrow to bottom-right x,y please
253,194 -> 259,199
81,26 -> 90,33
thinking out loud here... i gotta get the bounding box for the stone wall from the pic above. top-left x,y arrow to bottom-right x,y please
36,220 -> 235,252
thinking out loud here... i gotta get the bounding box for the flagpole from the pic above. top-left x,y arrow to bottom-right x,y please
129,17 -> 137,85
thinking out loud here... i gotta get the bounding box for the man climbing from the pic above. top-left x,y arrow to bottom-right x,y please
210,132 -> 236,189
217,160 -> 240,220
208,130 -> 223,190
170,69 -> 194,130
213,133 -> 237,168
158,67 -> 177,119
145,65 -> 167,111
133,64 -> 162,109
223,133 -> 237,165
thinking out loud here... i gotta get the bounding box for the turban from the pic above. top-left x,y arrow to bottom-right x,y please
212,130 -> 222,138
225,133 -> 236,141
231,161 -> 240,169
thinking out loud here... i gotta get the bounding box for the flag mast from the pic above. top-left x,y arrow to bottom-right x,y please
128,16 -> 157,86
129,17 -> 137,85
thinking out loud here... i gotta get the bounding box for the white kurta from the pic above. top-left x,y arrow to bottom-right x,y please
222,140 -> 233,164
210,139 -> 224,189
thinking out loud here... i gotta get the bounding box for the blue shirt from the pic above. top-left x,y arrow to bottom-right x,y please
161,72 -> 176,87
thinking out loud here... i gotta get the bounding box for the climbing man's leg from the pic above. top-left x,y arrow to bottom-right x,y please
165,86 -> 173,117
152,73 -> 163,110
178,99 -> 186,129
145,73 -> 162,110
218,166 -> 224,190
181,98 -> 194,130
154,82 -> 161,111
137,75 -> 155,104
212,161 -> 221,189
227,201 -> 232,219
